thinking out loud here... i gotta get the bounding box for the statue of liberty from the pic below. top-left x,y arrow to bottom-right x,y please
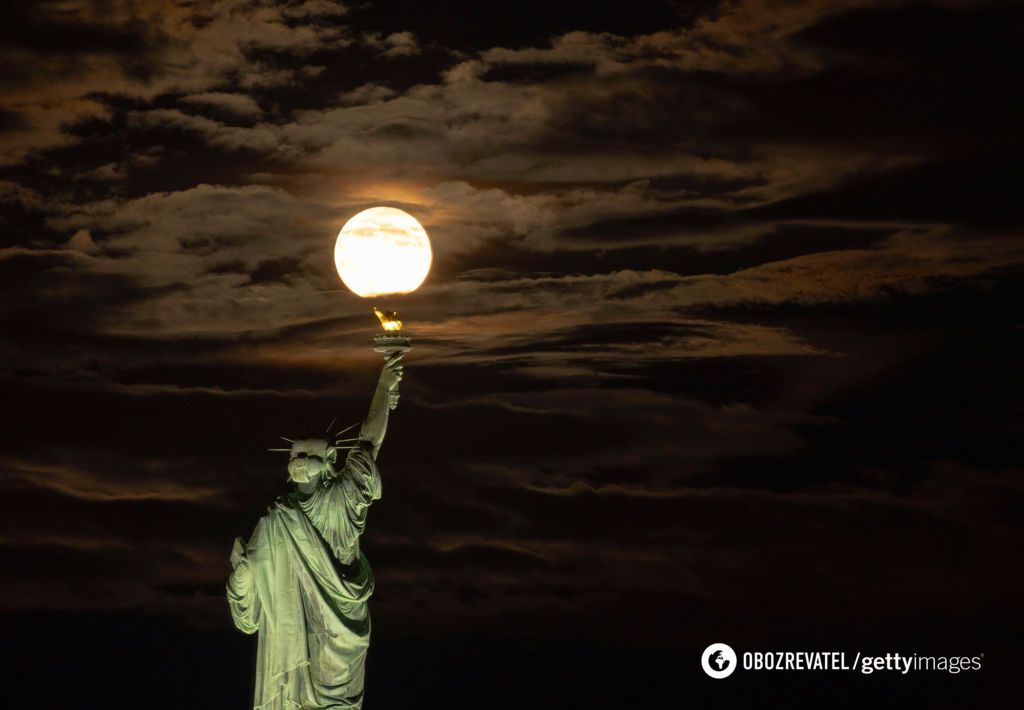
227,352 -> 404,709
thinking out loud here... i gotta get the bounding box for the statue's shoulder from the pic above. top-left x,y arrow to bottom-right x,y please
258,496 -> 297,525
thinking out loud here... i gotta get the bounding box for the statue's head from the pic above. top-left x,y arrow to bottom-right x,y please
286,438 -> 337,484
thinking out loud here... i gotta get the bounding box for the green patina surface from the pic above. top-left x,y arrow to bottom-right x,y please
228,354 -> 403,709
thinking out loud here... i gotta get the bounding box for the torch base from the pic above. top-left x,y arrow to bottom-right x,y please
373,332 -> 411,354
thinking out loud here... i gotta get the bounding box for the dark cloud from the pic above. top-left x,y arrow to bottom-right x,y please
450,223 -> 892,281
0,2 -> 159,58
246,255 -> 303,284
796,2 -> 1023,74
346,0 -> 708,53
751,156 -> 1024,227
0,108 -> 28,133
480,61 -> 596,84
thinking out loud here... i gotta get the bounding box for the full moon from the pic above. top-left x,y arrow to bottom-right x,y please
334,206 -> 432,298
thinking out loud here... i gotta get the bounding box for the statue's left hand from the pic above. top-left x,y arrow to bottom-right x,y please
230,537 -> 246,569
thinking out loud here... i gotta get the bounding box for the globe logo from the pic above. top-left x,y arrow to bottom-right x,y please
701,643 -> 738,679
712,650 -> 731,671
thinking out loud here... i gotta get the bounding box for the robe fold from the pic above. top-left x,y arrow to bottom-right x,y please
227,442 -> 382,710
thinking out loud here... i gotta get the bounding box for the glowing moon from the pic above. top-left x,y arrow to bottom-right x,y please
334,207 -> 432,298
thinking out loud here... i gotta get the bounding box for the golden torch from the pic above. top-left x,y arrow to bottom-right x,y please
371,307 -> 411,409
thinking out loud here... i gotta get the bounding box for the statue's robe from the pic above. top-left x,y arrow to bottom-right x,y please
227,442 -> 382,709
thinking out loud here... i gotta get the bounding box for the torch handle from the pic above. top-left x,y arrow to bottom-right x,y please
385,351 -> 401,410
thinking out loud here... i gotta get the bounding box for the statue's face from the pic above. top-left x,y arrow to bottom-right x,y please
287,438 -> 337,483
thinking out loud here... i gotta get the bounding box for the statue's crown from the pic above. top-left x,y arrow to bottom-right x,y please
266,419 -> 363,456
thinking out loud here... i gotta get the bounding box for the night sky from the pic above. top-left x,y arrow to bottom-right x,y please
1,1 -> 1022,707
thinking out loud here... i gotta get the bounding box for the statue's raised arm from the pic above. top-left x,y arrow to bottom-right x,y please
359,351 -> 404,460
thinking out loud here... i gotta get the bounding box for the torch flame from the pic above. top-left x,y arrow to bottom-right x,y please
374,307 -> 402,331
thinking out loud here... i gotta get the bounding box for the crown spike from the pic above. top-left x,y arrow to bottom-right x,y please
334,421 -> 359,437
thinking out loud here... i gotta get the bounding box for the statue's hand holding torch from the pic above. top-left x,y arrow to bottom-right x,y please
378,351 -> 405,409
